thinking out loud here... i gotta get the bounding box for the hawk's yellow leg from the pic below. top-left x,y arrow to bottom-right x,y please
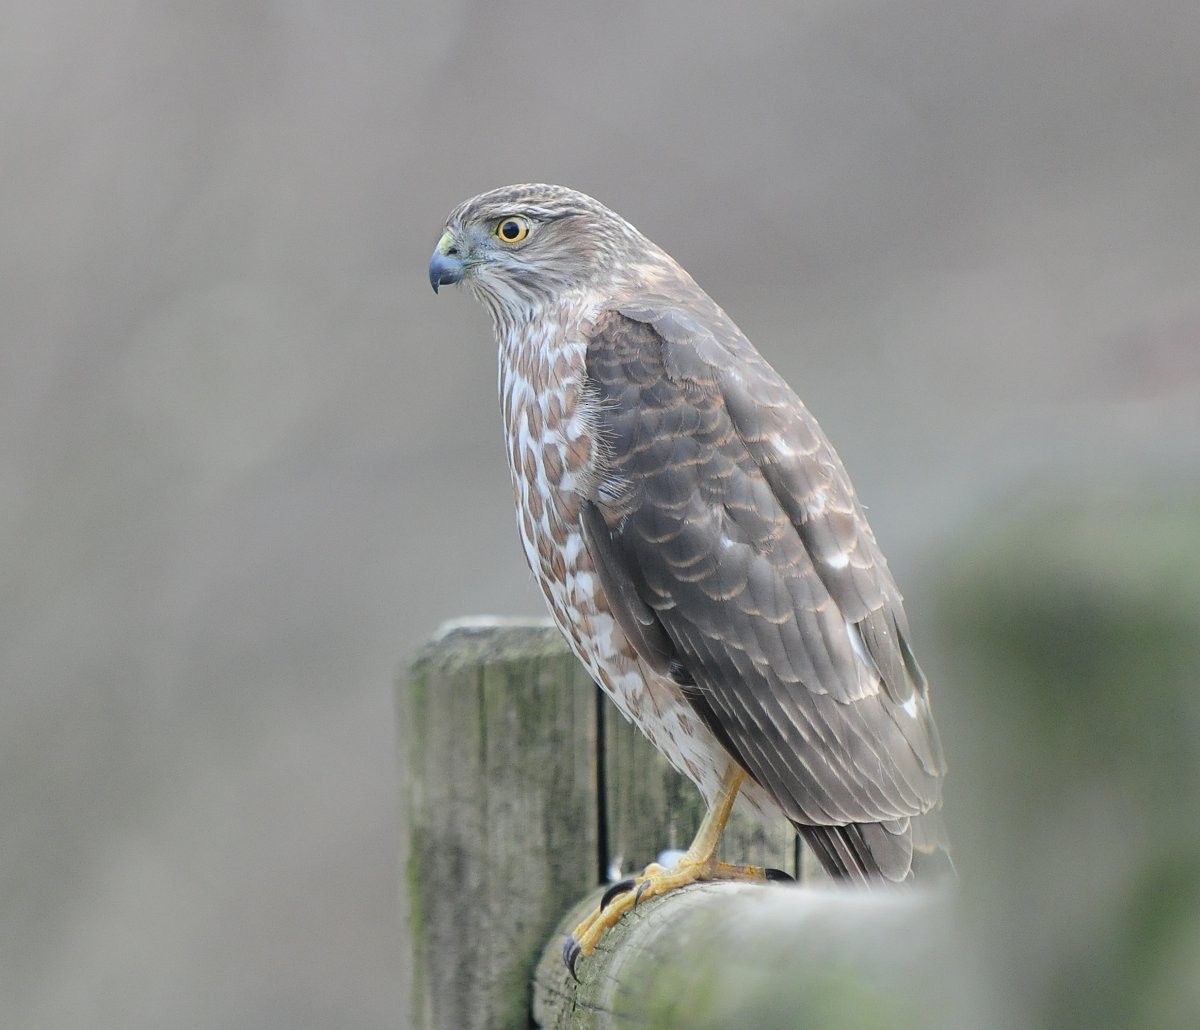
566,765 -> 773,971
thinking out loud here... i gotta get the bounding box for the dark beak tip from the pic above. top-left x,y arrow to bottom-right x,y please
429,250 -> 465,295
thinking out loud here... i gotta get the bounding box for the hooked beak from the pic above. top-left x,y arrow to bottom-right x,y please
429,230 -> 464,293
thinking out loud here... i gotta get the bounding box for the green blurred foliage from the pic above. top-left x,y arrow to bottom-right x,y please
934,479 -> 1200,1029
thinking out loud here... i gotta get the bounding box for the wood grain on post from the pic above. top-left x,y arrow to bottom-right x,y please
402,620 -> 598,1030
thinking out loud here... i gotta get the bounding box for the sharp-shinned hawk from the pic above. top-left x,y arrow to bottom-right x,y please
429,184 -> 949,970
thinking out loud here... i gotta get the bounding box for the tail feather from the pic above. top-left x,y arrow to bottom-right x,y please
799,823 -> 877,884
799,813 -> 952,884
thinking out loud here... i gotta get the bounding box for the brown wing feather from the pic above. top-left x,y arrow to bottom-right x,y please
583,301 -> 947,880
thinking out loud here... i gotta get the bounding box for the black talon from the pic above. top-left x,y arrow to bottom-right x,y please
600,877 -> 636,911
633,880 -> 654,909
562,935 -> 583,982
765,867 -> 795,882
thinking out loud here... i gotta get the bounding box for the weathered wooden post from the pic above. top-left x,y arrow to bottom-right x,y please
399,619 -> 801,1030
401,620 -> 597,1030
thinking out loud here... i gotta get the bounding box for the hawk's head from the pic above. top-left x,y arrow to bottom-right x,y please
429,184 -> 675,326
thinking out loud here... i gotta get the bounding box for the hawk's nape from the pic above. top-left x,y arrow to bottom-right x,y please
429,183 -> 950,961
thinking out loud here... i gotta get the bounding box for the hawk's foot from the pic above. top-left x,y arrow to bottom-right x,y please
562,851 -> 774,979
562,764 -> 777,980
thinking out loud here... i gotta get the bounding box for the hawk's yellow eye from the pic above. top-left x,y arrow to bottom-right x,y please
495,216 -> 531,244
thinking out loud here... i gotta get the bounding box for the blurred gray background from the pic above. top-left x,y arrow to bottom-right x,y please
4,2 -> 1198,1027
